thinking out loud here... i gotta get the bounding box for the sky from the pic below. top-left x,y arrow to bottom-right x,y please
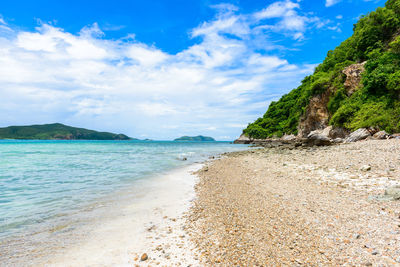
0,0 -> 385,140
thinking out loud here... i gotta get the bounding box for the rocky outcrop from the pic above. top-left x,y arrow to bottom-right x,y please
297,90 -> 331,137
343,62 -> 366,95
235,60 -> 392,147
233,134 -> 252,144
296,62 -> 367,138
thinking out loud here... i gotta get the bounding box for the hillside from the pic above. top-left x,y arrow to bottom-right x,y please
174,135 -> 215,141
243,0 -> 400,139
0,123 -> 132,140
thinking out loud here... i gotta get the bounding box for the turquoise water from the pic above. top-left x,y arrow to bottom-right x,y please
0,140 -> 248,239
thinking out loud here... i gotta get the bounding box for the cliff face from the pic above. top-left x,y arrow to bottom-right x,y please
297,62 -> 366,137
241,0 -> 400,140
297,89 -> 331,137
342,62 -> 366,96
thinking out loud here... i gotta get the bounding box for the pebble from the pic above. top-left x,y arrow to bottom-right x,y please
360,165 -> 372,171
140,253 -> 148,261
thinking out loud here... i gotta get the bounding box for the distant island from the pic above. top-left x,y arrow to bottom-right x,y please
174,135 -> 215,141
0,123 -> 132,140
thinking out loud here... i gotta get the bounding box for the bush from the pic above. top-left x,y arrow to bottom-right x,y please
388,70 -> 400,91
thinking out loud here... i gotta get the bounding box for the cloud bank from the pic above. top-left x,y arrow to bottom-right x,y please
0,1 -> 332,140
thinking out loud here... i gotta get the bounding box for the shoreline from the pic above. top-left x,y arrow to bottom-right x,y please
1,163 -> 206,266
46,163 -> 203,266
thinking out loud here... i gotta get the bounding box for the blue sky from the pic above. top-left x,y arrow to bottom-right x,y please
0,0 -> 384,140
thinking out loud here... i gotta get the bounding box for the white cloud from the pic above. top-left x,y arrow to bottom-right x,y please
253,0 -> 329,40
0,3 -> 327,140
326,0 -> 342,7
210,3 -> 239,13
254,1 -> 300,19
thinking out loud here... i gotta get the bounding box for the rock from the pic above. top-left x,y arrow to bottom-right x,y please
329,127 -> 349,139
234,134 -> 252,144
392,133 -> 400,139
342,62 -> 366,95
306,132 -> 332,146
360,165 -> 371,171
140,253 -> 148,261
307,126 -> 349,141
297,91 -> 330,137
345,128 -> 371,142
385,185 -> 400,200
367,127 -> 379,135
281,134 -> 296,141
332,138 -> 344,143
373,130 -> 389,139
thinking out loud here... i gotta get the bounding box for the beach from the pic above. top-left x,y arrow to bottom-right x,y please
2,140 -> 400,266
186,139 -> 400,266
0,141 -> 247,266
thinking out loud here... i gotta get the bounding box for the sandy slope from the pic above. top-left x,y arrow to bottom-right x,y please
187,140 -> 400,266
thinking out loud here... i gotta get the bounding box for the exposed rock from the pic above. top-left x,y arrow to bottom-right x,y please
373,131 -> 389,140
345,128 -> 371,142
298,90 -> 331,137
281,134 -> 296,141
329,127 -> 350,139
306,132 -> 332,146
392,133 -> 400,139
384,185 -> 400,200
234,134 -> 252,144
332,138 -> 344,143
320,126 -> 333,137
343,62 -> 366,95
367,127 -> 380,135
140,253 -> 149,261
308,126 -> 349,140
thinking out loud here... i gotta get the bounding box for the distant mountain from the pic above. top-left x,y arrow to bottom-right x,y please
0,123 -> 132,140
174,135 -> 216,141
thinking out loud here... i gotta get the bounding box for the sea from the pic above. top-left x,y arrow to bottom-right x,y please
0,140 -> 248,264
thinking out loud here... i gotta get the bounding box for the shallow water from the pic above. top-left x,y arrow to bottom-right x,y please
0,140 -> 248,241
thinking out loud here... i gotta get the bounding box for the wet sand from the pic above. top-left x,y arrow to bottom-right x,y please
1,164 -> 202,267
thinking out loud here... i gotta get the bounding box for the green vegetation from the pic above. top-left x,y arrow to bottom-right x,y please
243,0 -> 400,138
174,135 -> 216,141
0,123 -> 132,140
